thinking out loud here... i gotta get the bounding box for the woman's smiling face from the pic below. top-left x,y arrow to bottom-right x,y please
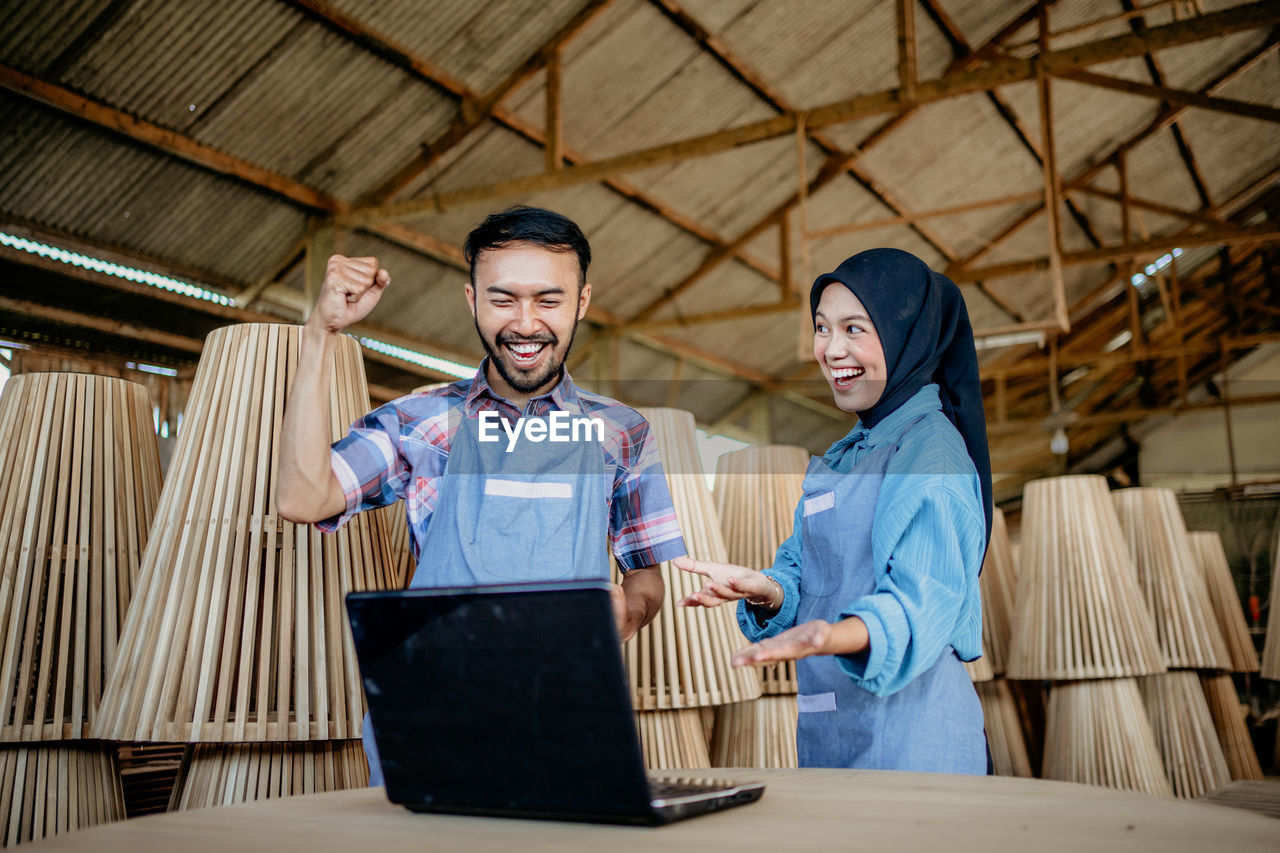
813,283 -> 888,414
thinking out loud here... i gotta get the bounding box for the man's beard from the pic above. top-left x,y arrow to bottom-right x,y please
476,316 -> 580,395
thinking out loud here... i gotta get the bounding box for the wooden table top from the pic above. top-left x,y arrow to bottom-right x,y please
30,768 -> 1278,852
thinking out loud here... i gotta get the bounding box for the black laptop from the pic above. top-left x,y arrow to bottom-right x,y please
345,581 -> 764,826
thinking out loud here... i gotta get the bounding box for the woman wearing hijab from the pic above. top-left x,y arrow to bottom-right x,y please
675,248 -> 991,773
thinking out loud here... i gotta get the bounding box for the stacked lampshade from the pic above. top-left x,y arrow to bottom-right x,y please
1112,488 -> 1232,798
710,444 -> 809,769
970,508 -> 1032,778
92,324 -> 400,808
1186,531 -> 1263,781
626,409 -> 761,769
0,373 -> 163,842
1008,476 -> 1170,796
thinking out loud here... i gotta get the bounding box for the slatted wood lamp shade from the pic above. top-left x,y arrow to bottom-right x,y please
92,324 -> 399,807
1111,489 -> 1231,671
1264,520 -> 1280,681
625,409 -> 761,769
1008,476 -> 1165,680
0,372 -> 162,842
1186,532 -> 1259,673
1185,532 -> 1262,782
1110,488 -> 1235,798
710,445 -> 808,769
1007,476 -> 1167,794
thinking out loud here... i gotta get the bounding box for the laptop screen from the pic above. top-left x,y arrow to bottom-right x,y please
347,583 -> 654,818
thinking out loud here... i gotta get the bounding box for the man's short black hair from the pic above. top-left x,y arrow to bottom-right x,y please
463,205 -> 591,288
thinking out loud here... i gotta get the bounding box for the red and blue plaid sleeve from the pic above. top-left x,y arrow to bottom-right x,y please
315,401 -> 411,533
607,416 -> 687,570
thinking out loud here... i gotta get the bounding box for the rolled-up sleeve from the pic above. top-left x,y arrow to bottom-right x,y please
835,479 -> 983,696
315,403 -> 410,533
609,424 -> 686,570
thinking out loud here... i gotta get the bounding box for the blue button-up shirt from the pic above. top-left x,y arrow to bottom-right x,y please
739,384 -> 986,696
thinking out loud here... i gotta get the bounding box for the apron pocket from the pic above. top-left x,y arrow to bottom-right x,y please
474,479 -> 577,582
797,691 -> 837,713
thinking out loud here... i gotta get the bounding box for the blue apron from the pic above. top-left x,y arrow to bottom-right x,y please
365,410 -> 611,784
794,420 -> 986,773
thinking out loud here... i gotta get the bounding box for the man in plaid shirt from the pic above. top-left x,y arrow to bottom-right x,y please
278,206 -> 686,646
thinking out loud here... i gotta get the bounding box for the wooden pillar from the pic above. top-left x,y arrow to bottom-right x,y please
897,0 -> 917,103
304,219 -> 334,309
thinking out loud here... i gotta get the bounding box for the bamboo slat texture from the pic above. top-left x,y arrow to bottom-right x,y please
1112,489 -> 1231,671
709,697 -> 798,769
713,445 -> 809,696
93,325 -> 400,743
1199,674 -> 1263,782
1187,532 -> 1260,673
979,508 -> 1018,676
173,740 -> 368,811
1139,672 -> 1231,799
116,743 -> 187,818
975,680 -> 1033,778
0,373 -> 162,742
0,743 -> 126,846
1263,522 -> 1280,680
963,653 -> 994,683
1042,679 -> 1172,798
381,507 -> 414,590
634,709 -> 711,771
624,409 -> 760,710
1007,476 -> 1165,680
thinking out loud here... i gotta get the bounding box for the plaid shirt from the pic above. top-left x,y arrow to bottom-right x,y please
318,361 -> 686,571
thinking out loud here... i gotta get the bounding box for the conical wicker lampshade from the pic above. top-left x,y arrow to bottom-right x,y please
710,697 -> 798,769
963,650 -> 995,682
382,506 -> 414,590
714,444 -> 808,696
635,709 -> 711,771
93,325 -> 400,744
1007,476 -> 1165,680
975,680 -> 1032,777
1263,522 -> 1280,680
0,373 -> 162,741
1,744 -> 126,844
173,740 -> 368,811
1199,674 -> 1263,782
979,508 -> 1018,676
1187,532 -> 1259,673
1043,678 -> 1172,797
1112,488 -> 1231,671
624,409 -> 761,711
1139,672 -> 1231,798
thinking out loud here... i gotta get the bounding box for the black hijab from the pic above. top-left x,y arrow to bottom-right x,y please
810,248 -> 992,547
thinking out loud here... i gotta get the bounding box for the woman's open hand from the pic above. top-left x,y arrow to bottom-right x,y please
674,556 -> 778,609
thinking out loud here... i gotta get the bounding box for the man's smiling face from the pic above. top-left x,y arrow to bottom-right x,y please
466,241 -> 591,404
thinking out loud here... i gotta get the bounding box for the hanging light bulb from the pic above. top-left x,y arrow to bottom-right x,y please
1050,427 -> 1069,455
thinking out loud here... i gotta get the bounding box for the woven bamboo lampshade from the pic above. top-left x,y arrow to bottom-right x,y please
713,444 -> 809,696
1263,522 -> 1280,680
1,744 -> 127,844
173,741 -> 368,810
979,508 -> 1018,676
1139,672 -> 1231,799
975,681 -> 1032,778
0,373 -> 162,742
710,697 -> 798,769
1111,488 -> 1231,671
0,372 -> 162,841
382,506 -> 414,590
91,325 -> 399,807
963,651 -> 995,683
1007,476 -> 1165,680
1042,679 -> 1172,797
1187,532 -> 1260,673
1199,674 -> 1263,782
625,409 -> 761,711
635,709 -> 711,771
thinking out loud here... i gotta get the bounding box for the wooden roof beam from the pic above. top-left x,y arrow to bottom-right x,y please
948,30 -> 1278,277
1059,68 -> 1280,124
338,2 -> 1280,226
